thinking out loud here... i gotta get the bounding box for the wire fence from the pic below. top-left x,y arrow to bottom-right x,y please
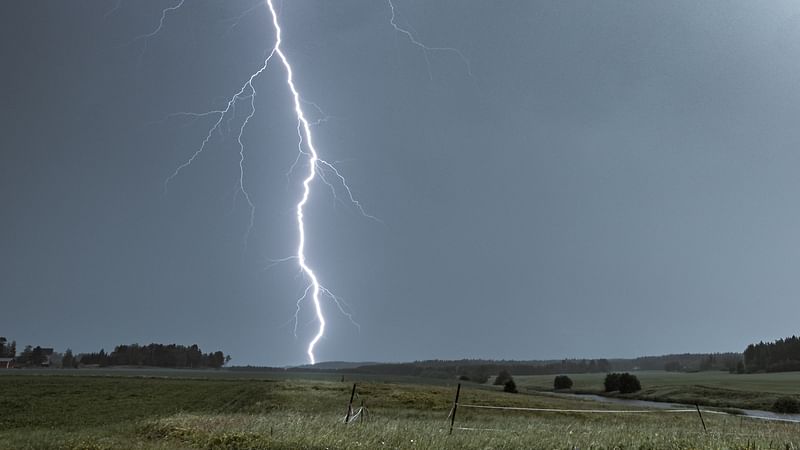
338,381 -> 800,440
445,383 -> 800,436
458,404 -> 699,414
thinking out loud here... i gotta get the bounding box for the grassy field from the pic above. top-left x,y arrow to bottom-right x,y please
516,370 -> 800,411
1,371 -> 799,449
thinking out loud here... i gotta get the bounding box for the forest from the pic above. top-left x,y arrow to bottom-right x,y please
78,343 -> 229,368
744,335 -> 800,373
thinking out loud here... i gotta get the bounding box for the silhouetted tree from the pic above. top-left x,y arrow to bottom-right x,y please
459,371 -> 489,384
494,369 -> 513,386
30,346 -> 46,366
80,349 -> 111,366
618,373 -> 641,393
80,343 -> 228,369
554,375 -> 573,390
604,373 -> 621,392
62,349 -> 75,368
503,378 -> 518,393
17,345 -> 34,365
744,335 -> 800,373
604,372 -> 641,393
0,337 -> 16,358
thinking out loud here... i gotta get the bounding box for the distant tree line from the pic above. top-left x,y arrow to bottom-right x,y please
1,336 -> 62,367
79,343 -> 230,369
341,358 -> 612,381
17,345 -> 51,366
663,354 -> 744,373
0,337 -> 230,369
614,353 -> 741,373
0,337 -> 16,358
744,335 -> 800,373
534,359 -> 613,375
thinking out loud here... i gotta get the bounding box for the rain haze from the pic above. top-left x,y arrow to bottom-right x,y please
2,0 -> 800,366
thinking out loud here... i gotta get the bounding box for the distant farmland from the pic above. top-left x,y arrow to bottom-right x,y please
517,370 -> 800,411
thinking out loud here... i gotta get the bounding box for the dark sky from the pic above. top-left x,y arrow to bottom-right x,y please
3,1 -> 800,366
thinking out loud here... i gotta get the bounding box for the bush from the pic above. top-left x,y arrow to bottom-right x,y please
471,373 -> 490,384
604,372 -> 641,393
553,375 -> 573,390
462,368 -> 490,384
773,396 -> 800,414
494,369 -> 512,386
618,373 -> 641,393
503,378 -> 518,393
458,371 -> 489,383
604,373 -> 621,392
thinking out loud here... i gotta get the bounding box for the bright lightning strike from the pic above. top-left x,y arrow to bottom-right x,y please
157,1 -> 370,365
262,0 -> 330,365
150,0 -> 465,365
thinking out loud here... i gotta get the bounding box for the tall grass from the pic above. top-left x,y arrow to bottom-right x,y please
1,373 -> 798,449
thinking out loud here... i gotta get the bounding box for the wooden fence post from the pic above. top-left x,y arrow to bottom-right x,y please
695,404 -> 707,432
344,383 -> 357,423
449,383 -> 461,435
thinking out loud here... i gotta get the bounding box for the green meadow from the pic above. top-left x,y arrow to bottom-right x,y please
516,370 -> 800,411
1,371 -> 798,449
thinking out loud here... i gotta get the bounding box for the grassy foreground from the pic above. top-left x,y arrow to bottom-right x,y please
1,372 -> 799,449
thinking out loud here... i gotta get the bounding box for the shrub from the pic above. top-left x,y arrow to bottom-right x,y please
604,373 -> 621,392
503,378 -> 518,393
458,370 -> 489,383
553,375 -> 573,390
604,372 -> 641,393
494,369 -> 512,386
773,396 -> 800,414
618,373 -> 641,393
470,372 -> 490,384
461,368 -> 490,384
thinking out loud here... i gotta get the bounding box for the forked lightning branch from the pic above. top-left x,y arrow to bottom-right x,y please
144,0 -> 469,364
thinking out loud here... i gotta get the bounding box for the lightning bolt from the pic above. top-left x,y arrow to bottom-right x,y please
264,0 -> 371,363
103,0 -> 122,20
387,0 -> 473,80
132,0 -> 186,42
148,0 -> 465,365
155,1 -> 370,365
262,0 -> 330,365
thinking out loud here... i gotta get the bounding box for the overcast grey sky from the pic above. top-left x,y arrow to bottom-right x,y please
2,1 -> 800,366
